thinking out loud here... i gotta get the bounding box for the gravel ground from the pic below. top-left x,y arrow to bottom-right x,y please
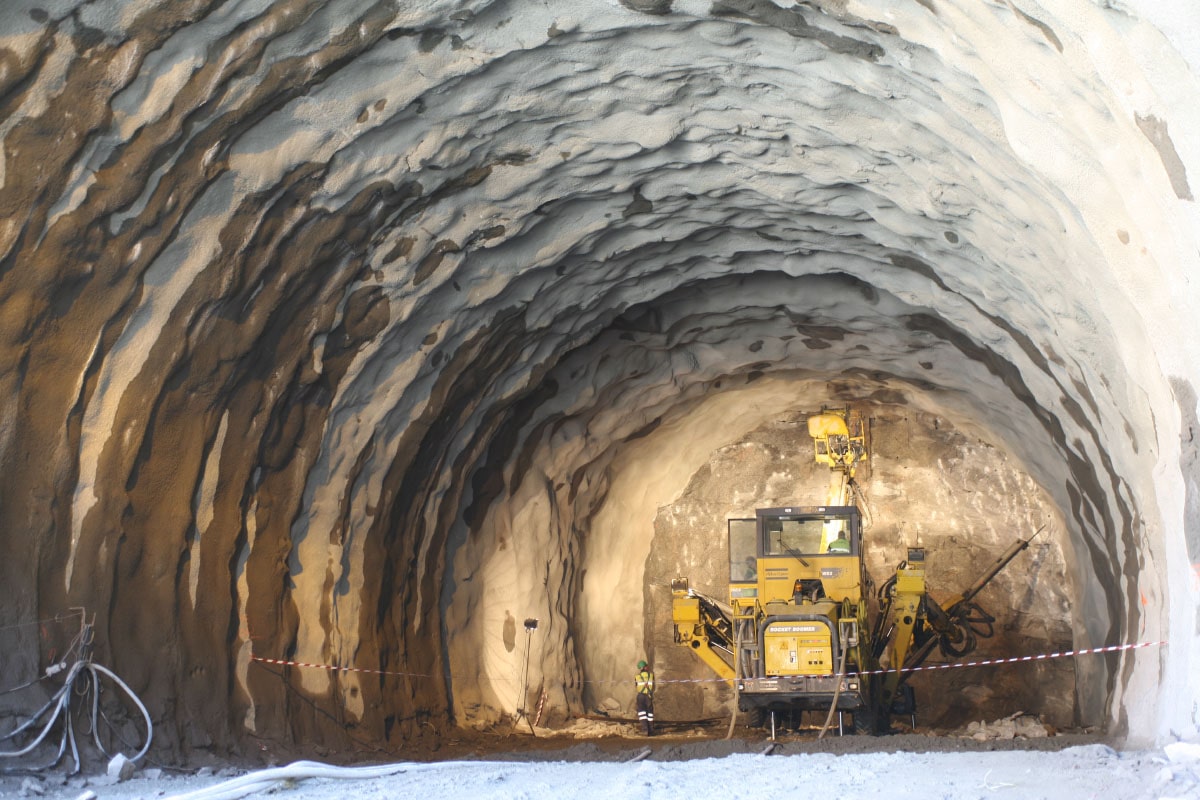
3,721 -> 1199,800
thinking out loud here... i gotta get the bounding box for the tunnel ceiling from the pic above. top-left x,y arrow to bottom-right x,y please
1,0 -> 1198,754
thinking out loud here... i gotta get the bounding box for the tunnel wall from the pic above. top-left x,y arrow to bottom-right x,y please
0,0 -> 1197,755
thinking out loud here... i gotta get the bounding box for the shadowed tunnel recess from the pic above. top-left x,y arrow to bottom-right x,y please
0,0 -> 1194,761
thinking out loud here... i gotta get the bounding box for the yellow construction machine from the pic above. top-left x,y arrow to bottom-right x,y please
671,408 -> 1038,733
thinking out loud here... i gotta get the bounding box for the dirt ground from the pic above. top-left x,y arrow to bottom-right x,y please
191,717 -> 1113,769
430,721 -> 1109,762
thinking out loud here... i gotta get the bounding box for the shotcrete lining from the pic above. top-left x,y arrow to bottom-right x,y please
1,0 -> 1190,755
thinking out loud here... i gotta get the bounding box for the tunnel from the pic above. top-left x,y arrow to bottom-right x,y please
1,0 -> 1198,762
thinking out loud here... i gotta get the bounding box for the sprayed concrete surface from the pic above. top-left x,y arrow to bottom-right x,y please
1,0 -> 1199,769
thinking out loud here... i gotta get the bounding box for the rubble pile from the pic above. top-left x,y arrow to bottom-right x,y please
961,714 -> 1052,741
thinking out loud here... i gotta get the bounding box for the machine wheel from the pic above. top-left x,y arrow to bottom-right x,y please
746,706 -> 767,728
851,707 -> 878,735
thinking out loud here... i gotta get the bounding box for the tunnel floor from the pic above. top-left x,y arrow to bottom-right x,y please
157,719 -> 1116,773
1,723 -> 1170,800
408,720 -> 1113,762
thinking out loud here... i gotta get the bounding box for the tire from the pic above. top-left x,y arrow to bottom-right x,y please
851,708 -> 877,735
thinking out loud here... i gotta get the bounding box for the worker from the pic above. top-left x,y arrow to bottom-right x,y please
827,532 -> 850,553
635,659 -> 655,736
736,555 -> 757,581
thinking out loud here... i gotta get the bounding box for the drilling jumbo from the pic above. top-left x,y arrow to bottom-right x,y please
670,408 -> 1040,733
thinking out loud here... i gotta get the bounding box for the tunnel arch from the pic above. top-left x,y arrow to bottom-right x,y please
0,0 -> 1196,758
442,259 -> 1132,732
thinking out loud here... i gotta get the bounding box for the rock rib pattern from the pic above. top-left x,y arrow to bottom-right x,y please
0,0 -> 1197,750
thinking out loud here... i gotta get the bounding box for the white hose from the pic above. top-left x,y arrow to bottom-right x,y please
0,662 -> 83,758
725,620 -> 742,741
87,662 -> 154,763
0,657 -> 152,774
163,760 -> 485,800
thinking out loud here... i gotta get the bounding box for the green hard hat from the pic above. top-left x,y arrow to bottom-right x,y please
637,659 -> 647,669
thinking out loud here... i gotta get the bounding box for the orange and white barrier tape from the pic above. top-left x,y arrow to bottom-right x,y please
251,640 -> 1166,686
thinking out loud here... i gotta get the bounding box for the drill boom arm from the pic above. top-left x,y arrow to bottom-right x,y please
881,527 -> 1044,707
947,526 -> 1044,613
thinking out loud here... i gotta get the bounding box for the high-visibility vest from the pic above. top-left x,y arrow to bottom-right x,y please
636,669 -> 655,695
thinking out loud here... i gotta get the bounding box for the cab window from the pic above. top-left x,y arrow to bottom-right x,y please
728,519 -> 757,581
763,516 -> 825,556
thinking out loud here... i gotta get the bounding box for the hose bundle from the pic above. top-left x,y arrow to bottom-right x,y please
937,601 -> 996,658
0,613 -> 153,775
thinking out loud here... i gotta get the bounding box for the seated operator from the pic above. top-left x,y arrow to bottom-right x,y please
736,555 -> 757,581
827,532 -> 850,553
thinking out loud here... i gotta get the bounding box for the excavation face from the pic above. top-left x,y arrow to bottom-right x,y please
0,0 -> 1197,753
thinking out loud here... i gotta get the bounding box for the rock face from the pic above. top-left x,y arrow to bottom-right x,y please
643,408 -> 1074,729
0,0 -> 1198,757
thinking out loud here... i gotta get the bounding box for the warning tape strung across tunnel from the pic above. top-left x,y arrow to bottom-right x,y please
250,640 -> 1166,685
252,655 -> 438,679
854,639 -> 1167,679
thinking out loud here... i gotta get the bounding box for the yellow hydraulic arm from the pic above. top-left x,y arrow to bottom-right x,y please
877,549 -> 929,712
876,528 -> 1044,713
671,578 -> 735,682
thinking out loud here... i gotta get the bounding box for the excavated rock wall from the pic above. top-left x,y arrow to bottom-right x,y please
644,407 -> 1074,729
0,0 -> 1197,757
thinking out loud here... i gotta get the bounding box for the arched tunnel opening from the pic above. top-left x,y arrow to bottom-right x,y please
1,0 -> 1198,767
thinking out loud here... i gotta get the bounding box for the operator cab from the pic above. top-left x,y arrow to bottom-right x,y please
728,506 -> 861,584
728,506 -> 866,609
